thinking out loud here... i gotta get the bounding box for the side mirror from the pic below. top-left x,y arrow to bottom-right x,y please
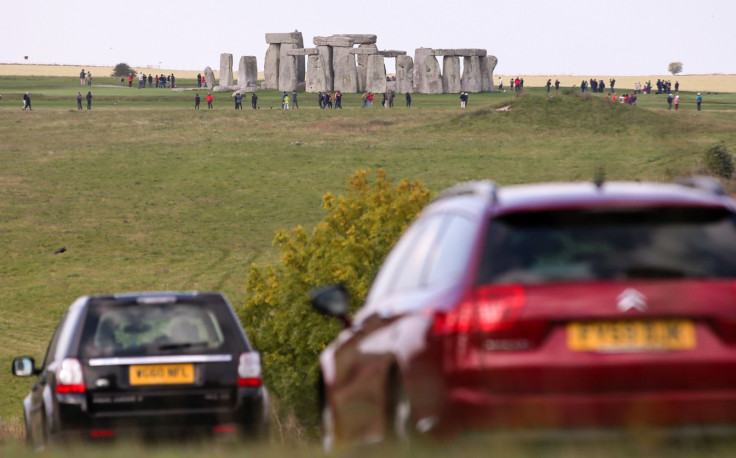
12,356 -> 38,377
309,284 -> 351,327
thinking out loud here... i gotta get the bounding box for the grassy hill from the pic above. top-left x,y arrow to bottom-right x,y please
2,75 -> 736,451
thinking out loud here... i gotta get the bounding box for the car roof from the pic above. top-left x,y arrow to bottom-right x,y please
495,181 -> 735,214
431,179 -> 735,217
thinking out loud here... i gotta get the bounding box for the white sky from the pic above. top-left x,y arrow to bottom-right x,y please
2,0 -> 734,76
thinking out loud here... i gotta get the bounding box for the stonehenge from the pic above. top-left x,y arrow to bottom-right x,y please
204,31 -> 498,95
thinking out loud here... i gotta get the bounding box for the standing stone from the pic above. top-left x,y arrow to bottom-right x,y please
264,43 -> 280,90
481,55 -> 498,92
306,54 -> 329,93
414,48 -> 442,94
356,44 -> 377,92
294,32 -> 306,84
332,46 -> 358,93
442,56 -> 462,94
238,56 -> 258,90
204,67 -> 216,89
461,56 -> 482,93
219,53 -> 234,87
365,54 -> 387,94
317,45 -> 334,91
395,55 -> 414,94
278,43 -> 298,92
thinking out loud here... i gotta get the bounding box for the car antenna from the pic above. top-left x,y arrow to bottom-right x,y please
593,166 -> 605,189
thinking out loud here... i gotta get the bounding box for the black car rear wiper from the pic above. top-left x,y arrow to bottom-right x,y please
157,341 -> 209,351
621,264 -> 687,279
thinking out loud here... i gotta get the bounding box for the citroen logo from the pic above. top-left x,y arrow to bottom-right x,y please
617,288 -> 647,312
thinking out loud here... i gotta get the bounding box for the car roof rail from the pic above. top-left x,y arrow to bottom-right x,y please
435,180 -> 498,203
674,175 -> 726,196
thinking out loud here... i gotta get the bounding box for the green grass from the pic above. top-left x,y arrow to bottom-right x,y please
2,75 -> 736,453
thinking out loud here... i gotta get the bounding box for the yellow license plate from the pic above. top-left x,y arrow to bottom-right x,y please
567,320 -> 696,351
129,363 -> 195,385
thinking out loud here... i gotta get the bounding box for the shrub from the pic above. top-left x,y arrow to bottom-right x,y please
703,142 -> 734,179
112,63 -> 136,78
239,169 -> 432,435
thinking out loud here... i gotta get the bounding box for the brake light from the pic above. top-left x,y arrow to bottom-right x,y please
432,284 -> 526,335
237,352 -> 262,387
89,429 -> 115,438
56,358 -> 86,393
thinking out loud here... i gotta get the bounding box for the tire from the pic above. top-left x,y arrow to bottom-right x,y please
321,402 -> 336,452
386,373 -> 412,444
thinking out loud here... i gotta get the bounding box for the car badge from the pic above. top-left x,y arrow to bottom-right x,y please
617,288 -> 647,312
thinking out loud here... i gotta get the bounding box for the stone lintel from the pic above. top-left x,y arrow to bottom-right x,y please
265,32 -> 302,44
336,34 -> 377,44
378,50 -> 407,58
431,48 -> 487,57
287,48 -> 320,56
349,48 -> 378,55
313,36 -> 355,47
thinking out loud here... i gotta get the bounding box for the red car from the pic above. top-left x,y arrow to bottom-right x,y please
311,177 -> 736,448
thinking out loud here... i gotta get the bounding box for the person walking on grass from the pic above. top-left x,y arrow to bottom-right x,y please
292,91 -> 299,109
667,93 -> 674,110
86,91 -> 92,110
206,93 -> 213,109
76,92 -> 83,110
23,92 -> 31,110
674,94 -> 680,111
696,93 -> 703,111
195,93 -> 200,110
251,92 -> 258,109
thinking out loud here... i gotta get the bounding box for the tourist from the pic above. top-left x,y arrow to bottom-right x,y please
498,76 -> 503,91
202,75 -> 206,88
128,73 -> 133,88
334,91 -> 342,109
674,94 -> 680,111
86,71 -> 92,86
76,92 -> 83,110
292,91 -> 299,109
251,92 -> 258,109
283,93 -> 291,110
610,78 -> 616,93
389,91 -> 395,108
368,92 -> 374,108
361,92 -> 368,108
460,92 -> 466,108
80,69 -> 86,86
148,74 -> 153,87
23,92 -> 31,110
555,79 -> 560,95
195,93 -> 200,110
326,92 -> 332,109
546,79 -> 552,93
667,93 -> 674,110
197,73 -> 202,88
696,93 -> 703,111
86,91 -> 92,110
382,92 -> 387,108
206,93 -> 213,109
406,92 -> 411,107
235,92 -> 242,110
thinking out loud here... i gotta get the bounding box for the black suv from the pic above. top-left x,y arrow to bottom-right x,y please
12,292 -> 268,447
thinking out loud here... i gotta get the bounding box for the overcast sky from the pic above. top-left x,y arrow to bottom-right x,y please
3,0 -> 734,76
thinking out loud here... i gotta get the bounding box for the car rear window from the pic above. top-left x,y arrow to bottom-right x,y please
78,301 -> 239,358
478,206 -> 736,284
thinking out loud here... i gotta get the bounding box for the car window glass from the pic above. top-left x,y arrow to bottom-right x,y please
387,214 -> 445,294
81,304 -> 226,357
424,214 -> 477,286
366,216 -> 432,304
479,207 -> 736,284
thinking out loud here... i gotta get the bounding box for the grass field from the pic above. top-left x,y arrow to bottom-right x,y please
2,70 -> 736,455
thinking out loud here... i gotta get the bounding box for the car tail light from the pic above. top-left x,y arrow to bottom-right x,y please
432,284 -> 526,335
237,352 -> 262,387
56,358 -> 86,393
89,429 -> 115,438
213,425 -> 238,433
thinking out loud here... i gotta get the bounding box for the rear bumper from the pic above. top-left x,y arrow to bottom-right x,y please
53,388 -> 268,441
432,388 -> 736,434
